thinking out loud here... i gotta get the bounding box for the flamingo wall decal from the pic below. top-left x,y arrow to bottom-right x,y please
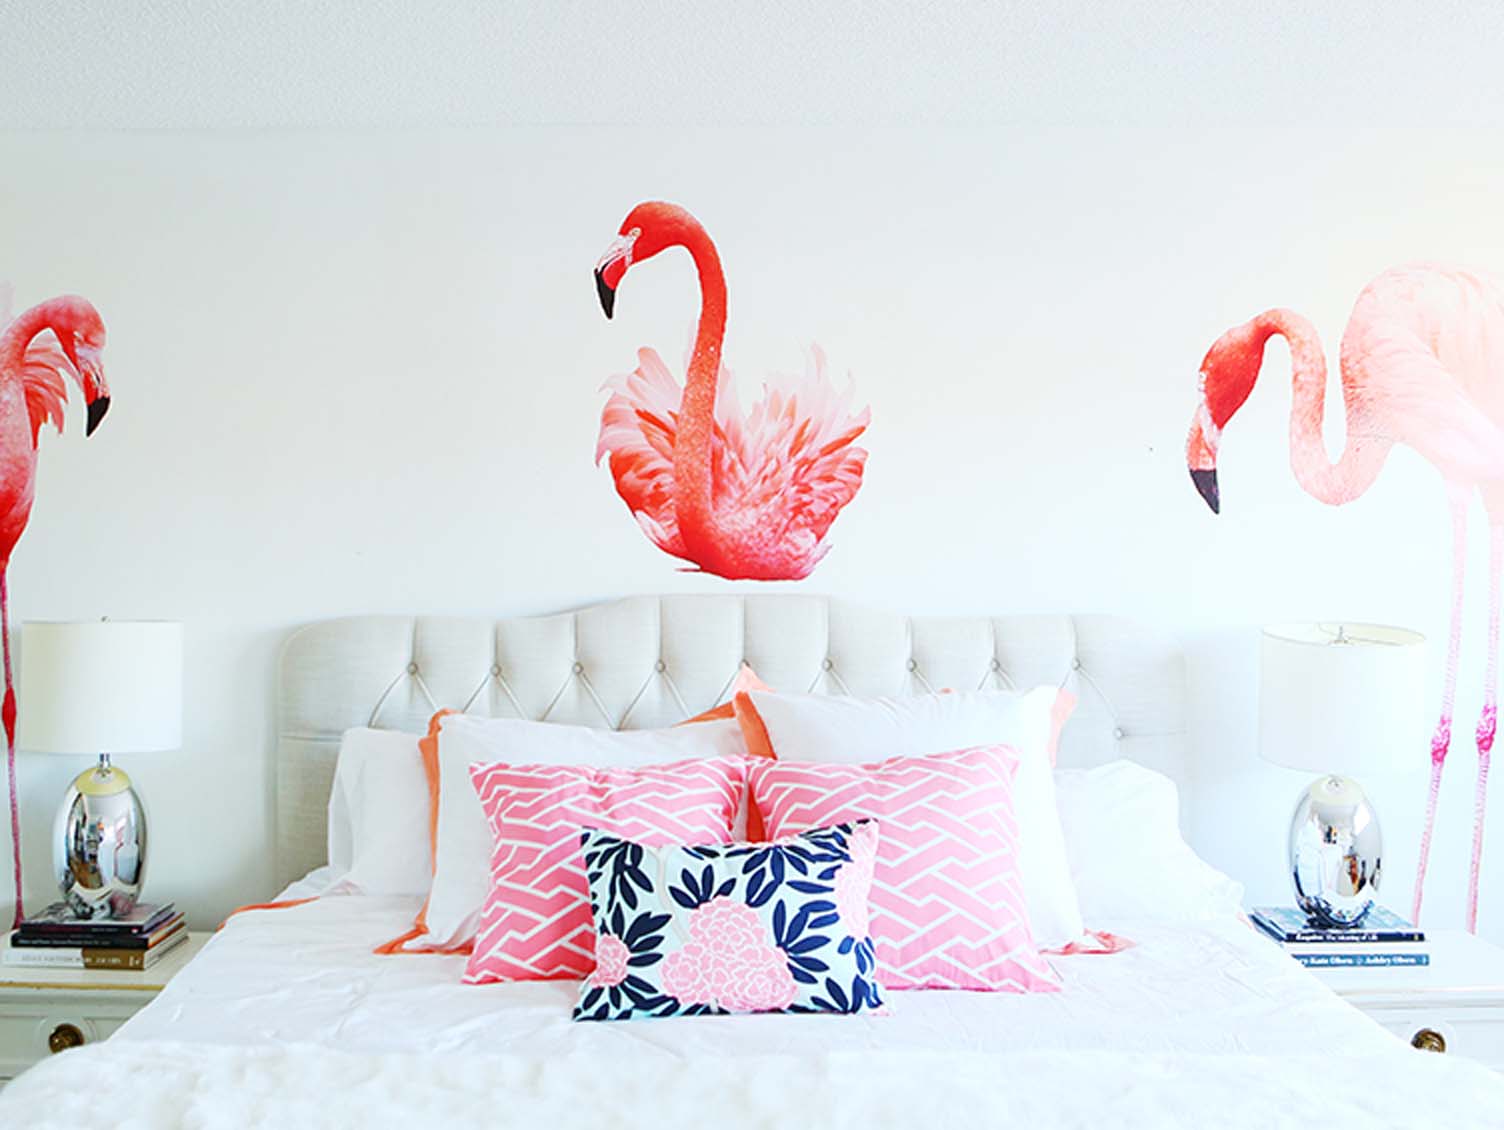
592,201 -> 869,581
1185,264 -> 1504,931
0,287 -> 110,927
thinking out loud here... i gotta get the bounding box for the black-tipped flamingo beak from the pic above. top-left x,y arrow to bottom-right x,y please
594,229 -> 636,320
1190,467 -> 1219,513
594,269 -> 616,319
86,396 -> 110,437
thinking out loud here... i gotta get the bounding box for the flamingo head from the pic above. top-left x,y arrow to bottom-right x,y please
1187,318 -> 1266,514
594,202 -> 701,319
50,296 -> 110,436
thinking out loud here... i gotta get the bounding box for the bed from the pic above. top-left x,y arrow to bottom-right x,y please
3,595 -> 1502,1128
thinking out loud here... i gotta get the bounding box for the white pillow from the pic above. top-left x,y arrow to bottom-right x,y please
743,687 -> 1086,949
398,713 -> 749,952
1053,760 -> 1244,923
327,727 -> 432,897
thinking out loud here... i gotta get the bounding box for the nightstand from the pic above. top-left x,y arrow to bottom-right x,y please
1308,929 -> 1504,1070
0,932 -> 205,1083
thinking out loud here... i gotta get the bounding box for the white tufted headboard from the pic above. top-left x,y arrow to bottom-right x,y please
276,595 -> 1186,889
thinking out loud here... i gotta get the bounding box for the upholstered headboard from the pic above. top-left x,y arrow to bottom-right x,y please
275,595 -> 1186,889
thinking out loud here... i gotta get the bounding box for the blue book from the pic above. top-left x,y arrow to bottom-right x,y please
1252,905 -> 1424,945
1292,951 -> 1430,969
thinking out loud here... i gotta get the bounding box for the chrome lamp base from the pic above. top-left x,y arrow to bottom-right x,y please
1289,773 -> 1381,929
52,754 -> 148,920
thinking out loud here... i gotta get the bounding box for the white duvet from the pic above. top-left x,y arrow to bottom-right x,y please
4,895 -> 1503,1128
6,1039 -> 1503,1129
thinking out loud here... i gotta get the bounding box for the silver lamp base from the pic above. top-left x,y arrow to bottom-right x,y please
52,754 -> 148,920
1289,773 -> 1381,928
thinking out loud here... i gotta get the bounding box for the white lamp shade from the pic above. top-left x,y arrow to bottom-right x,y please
1259,622 -> 1427,776
16,621 -> 183,754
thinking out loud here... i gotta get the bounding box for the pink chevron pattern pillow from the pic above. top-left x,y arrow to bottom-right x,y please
749,745 -> 1060,992
464,756 -> 746,984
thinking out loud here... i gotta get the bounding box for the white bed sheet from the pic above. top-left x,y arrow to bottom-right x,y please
118,892 -> 1398,1060
9,893 -> 1502,1129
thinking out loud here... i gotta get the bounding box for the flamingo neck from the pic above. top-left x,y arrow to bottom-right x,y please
0,301 -> 65,372
1254,308 -> 1390,507
672,220 -> 728,536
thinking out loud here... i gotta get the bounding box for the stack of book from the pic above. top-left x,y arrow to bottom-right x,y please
1252,905 -> 1428,968
3,902 -> 186,971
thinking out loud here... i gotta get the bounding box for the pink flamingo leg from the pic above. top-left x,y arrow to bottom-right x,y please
1414,488 -> 1470,925
1,570 -> 20,929
1466,523 -> 1502,933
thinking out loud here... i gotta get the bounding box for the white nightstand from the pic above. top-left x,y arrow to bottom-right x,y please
1307,929 -> 1504,1070
0,932 -> 204,1083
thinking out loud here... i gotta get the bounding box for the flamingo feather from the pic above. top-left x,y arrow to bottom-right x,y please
20,330 -> 78,443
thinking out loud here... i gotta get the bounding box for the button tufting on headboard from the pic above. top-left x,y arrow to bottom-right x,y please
275,595 -> 1187,888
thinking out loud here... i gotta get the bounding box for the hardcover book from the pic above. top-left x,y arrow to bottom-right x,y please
2,927 -> 188,971
1252,906 -> 1424,945
1291,951 -> 1430,969
17,901 -> 177,937
10,916 -> 185,950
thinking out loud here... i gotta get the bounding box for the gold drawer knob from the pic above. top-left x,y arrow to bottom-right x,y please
1411,1027 -> 1447,1054
48,1022 -> 86,1054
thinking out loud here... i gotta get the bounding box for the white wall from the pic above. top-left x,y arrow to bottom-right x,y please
0,125 -> 1501,938
5,3 -> 1503,130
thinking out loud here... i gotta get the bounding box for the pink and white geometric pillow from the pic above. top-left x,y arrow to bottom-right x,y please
463,756 -> 746,984
749,745 -> 1060,993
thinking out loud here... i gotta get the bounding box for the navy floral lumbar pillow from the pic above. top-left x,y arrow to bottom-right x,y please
574,820 -> 884,1021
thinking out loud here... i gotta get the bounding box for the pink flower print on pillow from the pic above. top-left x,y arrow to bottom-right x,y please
591,934 -> 631,989
832,820 -> 878,941
573,821 -> 883,1021
661,897 -> 797,1012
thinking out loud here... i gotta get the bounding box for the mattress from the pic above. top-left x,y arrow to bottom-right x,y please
116,893 -> 1393,1059
8,893 -> 1504,1129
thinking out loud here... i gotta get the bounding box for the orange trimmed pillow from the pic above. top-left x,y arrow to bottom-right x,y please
400,664 -> 771,951
680,665 -> 773,840
387,665 -> 778,957
679,663 -> 772,725
380,710 -> 750,954
731,690 -> 776,761
1048,688 -> 1077,765
373,708 -> 455,954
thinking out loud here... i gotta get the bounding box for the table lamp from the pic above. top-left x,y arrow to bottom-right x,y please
17,620 -> 183,920
1259,622 -> 1426,928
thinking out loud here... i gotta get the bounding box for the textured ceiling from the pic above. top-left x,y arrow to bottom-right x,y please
2,1 -> 1502,129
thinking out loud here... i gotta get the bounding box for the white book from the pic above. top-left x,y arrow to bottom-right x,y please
2,944 -> 79,967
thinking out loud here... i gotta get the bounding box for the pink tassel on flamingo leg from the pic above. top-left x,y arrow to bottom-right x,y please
1471,715 -> 1495,933
1414,490 -> 1470,926
1466,522 -> 1503,933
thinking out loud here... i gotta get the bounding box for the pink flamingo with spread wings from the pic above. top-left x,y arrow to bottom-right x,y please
0,288 -> 110,926
1186,264 -> 1504,931
592,202 -> 869,581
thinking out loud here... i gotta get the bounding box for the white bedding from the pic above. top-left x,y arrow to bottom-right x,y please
5,895 -> 1504,1128
7,1039 -> 1502,1130
113,895 -> 1394,1058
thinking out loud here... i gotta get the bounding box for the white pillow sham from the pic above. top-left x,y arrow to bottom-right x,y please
327,727 -> 432,897
1053,759 -> 1244,923
390,713 -> 750,952
742,687 -> 1086,949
